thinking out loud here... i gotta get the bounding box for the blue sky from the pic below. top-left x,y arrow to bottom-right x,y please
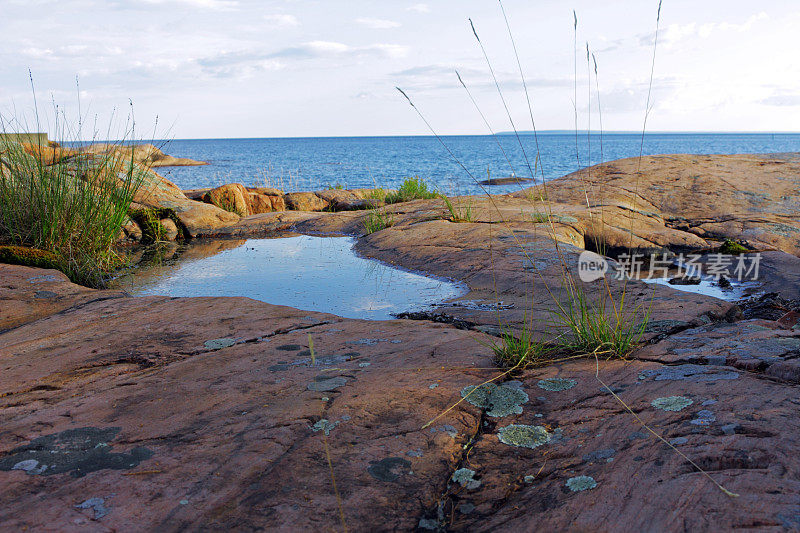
1,0 -> 798,138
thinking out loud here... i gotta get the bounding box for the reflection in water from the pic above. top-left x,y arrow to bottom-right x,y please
112,235 -> 466,320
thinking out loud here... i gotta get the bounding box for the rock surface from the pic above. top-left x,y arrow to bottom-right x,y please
3,152 -> 800,531
81,143 -> 207,167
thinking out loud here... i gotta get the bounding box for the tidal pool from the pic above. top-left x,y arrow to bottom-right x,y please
113,235 -> 466,320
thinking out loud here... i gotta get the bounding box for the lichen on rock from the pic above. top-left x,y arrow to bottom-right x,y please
651,396 -> 693,411
203,338 -> 236,350
451,468 -> 481,489
497,424 -> 551,449
566,475 -> 598,492
537,378 -> 577,392
311,419 -> 339,436
460,382 -> 529,417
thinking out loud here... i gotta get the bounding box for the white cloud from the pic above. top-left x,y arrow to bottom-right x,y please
267,41 -> 408,60
640,12 -> 770,48
363,43 -> 408,58
407,3 -> 429,13
137,0 -> 239,9
263,14 -> 299,27
761,94 -> 800,107
356,17 -> 401,29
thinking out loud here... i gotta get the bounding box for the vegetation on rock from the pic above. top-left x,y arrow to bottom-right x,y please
0,122 -> 148,286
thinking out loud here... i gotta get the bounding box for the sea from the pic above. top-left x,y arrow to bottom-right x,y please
153,133 -> 800,196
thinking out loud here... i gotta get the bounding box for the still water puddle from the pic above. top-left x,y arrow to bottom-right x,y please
640,275 -> 758,301
113,235 -> 466,320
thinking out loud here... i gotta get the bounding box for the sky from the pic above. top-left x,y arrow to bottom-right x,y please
1,0 -> 798,138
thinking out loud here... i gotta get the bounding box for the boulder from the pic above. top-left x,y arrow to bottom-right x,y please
269,194 -> 286,212
479,176 -> 535,185
132,167 -> 240,237
81,143 -> 207,167
247,193 -> 277,214
120,218 -> 142,242
159,218 -> 179,241
284,192 -> 330,212
315,189 -> 381,211
202,183 -> 250,217
248,186 -> 284,197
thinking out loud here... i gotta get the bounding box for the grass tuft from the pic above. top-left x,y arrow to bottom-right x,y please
363,207 -> 395,234
491,324 -> 552,369
0,90 -> 149,287
718,239 -> 749,255
385,176 -> 439,204
552,284 -> 650,359
442,195 -> 475,223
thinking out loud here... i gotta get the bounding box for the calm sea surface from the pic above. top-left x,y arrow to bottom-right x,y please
154,133 -> 800,195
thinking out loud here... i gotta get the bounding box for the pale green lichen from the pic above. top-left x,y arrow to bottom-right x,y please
312,419 -> 339,435
651,396 -> 693,412
203,338 -> 236,350
537,378 -> 577,392
497,424 -> 551,449
566,475 -> 597,492
461,382 -> 529,417
451,468 -> 481,489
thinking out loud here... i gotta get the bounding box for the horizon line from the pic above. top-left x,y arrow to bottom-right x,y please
117,130 -> 800,142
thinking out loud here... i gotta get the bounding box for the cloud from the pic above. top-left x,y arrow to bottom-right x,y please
268,41 -> 408,60
761,94 -> 800,107
263,14 -> 299,27
194,41 -> 409,78
356,17 -> 401,29
136,0 -> 239,9
407,3 -> 429,13
393,64 -> 571,92
639,12 -> 769,47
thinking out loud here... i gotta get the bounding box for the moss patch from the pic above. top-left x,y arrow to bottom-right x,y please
718,239 -> 750,255
128,207 -> 188,244
497,424 -> 551,449
0,245 -> 62,270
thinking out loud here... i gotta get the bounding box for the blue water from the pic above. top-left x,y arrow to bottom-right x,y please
114,235 -> 466,320
153,133 -> 800,196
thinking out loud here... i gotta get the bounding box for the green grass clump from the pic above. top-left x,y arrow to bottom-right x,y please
0,134 -> 147,287
442,195 -> 475,222
718,239 -> 749,255
363,208 -> 395,234
365,188 -> 389,202
552,284 -> 649,359
530,212 -> 550,223
385,176 -> 439,204
491,324 -> 552,368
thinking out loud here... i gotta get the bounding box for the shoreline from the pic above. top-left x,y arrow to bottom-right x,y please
2,150 -> 800,530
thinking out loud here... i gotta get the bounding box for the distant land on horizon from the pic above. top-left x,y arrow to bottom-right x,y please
152,130 -> 800,142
